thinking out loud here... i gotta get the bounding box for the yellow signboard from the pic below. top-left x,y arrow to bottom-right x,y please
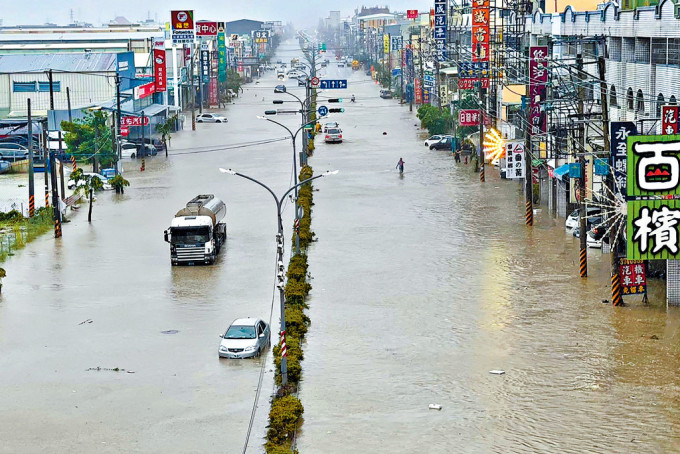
384,35 -> 390,54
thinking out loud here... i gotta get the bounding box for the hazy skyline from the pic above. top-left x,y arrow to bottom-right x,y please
3,1 -> 433,28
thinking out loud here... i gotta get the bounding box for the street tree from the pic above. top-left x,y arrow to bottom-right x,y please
61,111 -> 115,167
70,168 -> 104,223
155,115 -> 177,156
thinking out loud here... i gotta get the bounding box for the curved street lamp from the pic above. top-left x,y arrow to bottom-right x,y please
218,167 -> 338,386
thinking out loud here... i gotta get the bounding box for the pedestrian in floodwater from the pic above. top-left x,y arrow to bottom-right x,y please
396,158 -> 405,174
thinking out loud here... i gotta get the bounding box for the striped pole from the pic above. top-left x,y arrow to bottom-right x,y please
280,330 -> 287,358
71,155 -> 77,171
579,247 -> 587,278
480,162 -> 485,182
525,200 -> 533,226
54,216 -> 61,238
140,158 -> 146,172
45,187 -> 50,207
611,271 -> 623,306
28,195 -> 35,217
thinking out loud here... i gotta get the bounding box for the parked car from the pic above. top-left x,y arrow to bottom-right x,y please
218,318 -> 270,359
274,85 -> 287,93
586,226 -> 608,248
565,206 -> 601,230
323,122 -> 340,133
120,142 -> 138,159
430,137 -> 455,151
572,216 -> 603,238
0,143 -> 29,162
338,62 -> 345,67
325,128 -> 343,143
196,113 -> 227,123
425,135 -> 452,147
125,139 -> 158,156
380,89 -> 393,99
297,78 -> 306,86
67,172 -> 113,190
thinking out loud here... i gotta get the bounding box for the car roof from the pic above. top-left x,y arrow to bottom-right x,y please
230,317 -> 261,326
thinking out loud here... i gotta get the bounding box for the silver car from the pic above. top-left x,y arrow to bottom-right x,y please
197,113 -> 228,123
0,143 -> 29,161
218,318 -> 270,359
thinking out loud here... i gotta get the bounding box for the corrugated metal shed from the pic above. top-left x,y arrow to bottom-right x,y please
0,53 -> 117,73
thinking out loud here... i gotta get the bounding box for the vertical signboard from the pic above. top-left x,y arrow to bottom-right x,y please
505,141 -> 525,179
217,22 -> 227,83
619,260 -> 647,295
529,46 -> 548,136
434,0 -> 447,61
153,40 -> 166,92
201,50 -> 211,80
384,34 -> 390,54
209,78 -> 218,106
472,0 -> 489,61
171,10 -> 195,44
415,78 -> 422,104
662,105 -> 679,135
610,121 -> 637,195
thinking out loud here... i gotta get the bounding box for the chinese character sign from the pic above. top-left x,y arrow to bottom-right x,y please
662,105 -> 679,135
619,260 -> 647,295
153,40 -> 166,92
384,34 -> 390,54
610,122 -> 637,195
407,9 -> 419,19
434,0 -> 447,62
196,21 -> 217,37
171,10 -> 194,44
458,61 -> 489,90
472,0 -> 489,62
627,134 -> 680,197
415,78 -> 422,104
201,50 -> 211,80
529,46 -> 548,136
505,141 -> 525,179
217,24 -> 227,83
459,109 -> 480,126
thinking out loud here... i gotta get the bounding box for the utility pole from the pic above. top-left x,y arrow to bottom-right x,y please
478,43 -> 485,182
577,52 -> 587,277
115,74 -> 122,174
27,99 -> 35,217
43,126 -> 49,209
66,87 -> 72,122
198,45 -> 204,115
190,44 -> 196,131
409,34 -> 413,112
524,113 -> 534,227
47,69 -> 61,238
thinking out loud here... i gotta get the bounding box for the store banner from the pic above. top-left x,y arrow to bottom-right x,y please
171,10 -> 194,44
201,50 -> 211,80
153,40 -> 166,92
209,78 -> 218,105
610,121 -> 637,195
217,23 -> 227,83
384,34 -> 390,54
619,260 -> 647,295
472,0 -> 489,61
529,46 -> 548,136
434,0 -> 447,61
415,78 -> 422,104
505,142 -> 525,179
662,105 -> 679,135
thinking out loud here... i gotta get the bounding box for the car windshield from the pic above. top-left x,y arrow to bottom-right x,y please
225,325 -> 256,339
171,226 -> 210,245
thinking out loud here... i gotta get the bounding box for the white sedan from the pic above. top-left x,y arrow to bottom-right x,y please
424,135 -> 452,147
197,113 -> 228,123
218,318 -> 271,359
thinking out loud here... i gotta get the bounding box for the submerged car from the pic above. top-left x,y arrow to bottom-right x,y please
197,113 -> 227,123
430,136 -> 455,151
565,207 -> 601,230
424,135 -> 452,147
325,128 -> 343,143
218,318 -> 270,359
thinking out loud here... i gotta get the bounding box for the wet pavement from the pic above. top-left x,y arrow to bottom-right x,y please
1,40 -> 680,453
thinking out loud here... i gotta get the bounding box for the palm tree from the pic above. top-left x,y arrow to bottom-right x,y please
70,169 -> 104,223
155,115 -> 176,157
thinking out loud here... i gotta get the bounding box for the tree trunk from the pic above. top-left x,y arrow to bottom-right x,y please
164,138 -> 168,157
88,188 -> 93,223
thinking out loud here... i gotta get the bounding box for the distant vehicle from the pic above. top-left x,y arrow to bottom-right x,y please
325,128 -> 343,143
164,194 -> 227,266
67,172 -> 113,190
287,70 -> 300,79
586,226 -> 607,248
425,135 -> 453,147
0,143 -> 29,162
352,60 -> 360,70
380,89 -> 393,99
274,85 -> 287,93
129,137 -> 166,154
338,62 -> 345,67
0,160 -> 11,175
430,137 -> 455,151
218,318 -> 271,359
565,207 -> 601,230
572,216 -> 603,238
276,60 -> 282,64
297,78 -> 306,86
323,122 -> 340,133
197,113 -> 227,123
320,62 -> 327,68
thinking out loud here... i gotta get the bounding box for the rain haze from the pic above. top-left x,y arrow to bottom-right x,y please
3,0 -> 434,26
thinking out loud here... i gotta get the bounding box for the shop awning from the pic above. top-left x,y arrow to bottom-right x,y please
552,163 -> 570,179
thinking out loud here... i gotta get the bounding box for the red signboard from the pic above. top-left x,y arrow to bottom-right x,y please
472,0 -> 490,61
196,21 -> 218,36
120,127 -> 129,137
121,116 -> 150,127
662,105 -> 678,135
415,78 -> 422,104
407,9 -> 419,19
153,48 -> 166,92
529,46 -> 548,136
134,81 -> 155,100
209,78 -> 218,106
619,259 -> 647,295
458,78 -> 489,90
171,10 -> 194,30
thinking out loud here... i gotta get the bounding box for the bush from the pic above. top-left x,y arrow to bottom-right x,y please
285,306 -> 310,339
266,395 -> 304,447
0,210 -> 23,223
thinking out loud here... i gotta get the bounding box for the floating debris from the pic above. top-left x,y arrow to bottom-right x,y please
489,370 -> 505,375
428,404 -> 442,411
161,330 -> 179,334
78,319 -> 93,325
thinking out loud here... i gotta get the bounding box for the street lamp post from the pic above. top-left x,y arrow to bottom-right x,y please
218,168 -> 338,386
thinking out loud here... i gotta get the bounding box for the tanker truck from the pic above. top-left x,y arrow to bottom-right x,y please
163,194 -> 227,265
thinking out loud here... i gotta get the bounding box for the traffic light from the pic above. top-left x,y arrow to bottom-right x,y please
322,43 -> 326,51
329,108 -> 345,113
328,98 -> 342,103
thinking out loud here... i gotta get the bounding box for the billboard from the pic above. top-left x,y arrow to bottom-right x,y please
610,122 -> 637,195
662,105 -> 679,135
434,0 -> 447,61
153,40 -> 166,92
472,0 -> 489,61
171,10 -> 194,44
116,52 -> 136,91
196,21 -> 217,37
407,9 -> 419,19
201,50 -> 211,80
529,46 -> 548,136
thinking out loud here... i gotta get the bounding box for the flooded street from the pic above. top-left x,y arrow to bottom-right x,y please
1,40 -> 680,453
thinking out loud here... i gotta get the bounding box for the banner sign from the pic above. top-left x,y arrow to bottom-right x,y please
253,30 -> 269,43
458,61 -> 489,79
134,81 -> 155,100
458,78 -> 489,90
505,141 -> 526,179
423,70 -> 434,88
209,78 -> 218,106
201,50 -> 211,80
415,78 -> 422,104
619,259 -> 647,295
610,121 -> 637,195
627,134 -> 680,259
434,0 -> 447,61
472,0 -> 489,61
423,87 -> 430,104
391,36 -> 402,51
459,109 -> 480,126
196,21 -> 217,37
407,9 -> 419,19
384,34 -> 390,54
663,105 -> 679,135
529,46 -> 548,136
217,23 -> 227,83
171,10 -> 194,44
153,40 -> 166,92
121,116 -> 150,127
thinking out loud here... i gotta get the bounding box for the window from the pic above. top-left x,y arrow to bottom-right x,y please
635,38 -> 650,64
671,95 -> 677,105
636,89 -> 645,113
670,39 -> 680,66
652,38 -> 667,65
623,38 -> 635,63
657,94 -> 665,117
610,85 -> 617,107
38,81 -> 60,92
13,81 -> 36,92
627,88 -> 634,110
609,37 -> 622,62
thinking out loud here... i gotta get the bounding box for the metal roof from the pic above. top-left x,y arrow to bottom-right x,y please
0,53 -> 118,73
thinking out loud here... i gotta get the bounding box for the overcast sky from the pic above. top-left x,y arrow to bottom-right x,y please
3,1 -> 433,28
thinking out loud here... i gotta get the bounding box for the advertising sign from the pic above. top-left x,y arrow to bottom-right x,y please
153,40 -> 166,92
209,78 -> 218,106
201,50 -> 211,80
391,36 -> 402,51
415,78 -> 422,104
505,141 -> 525,179
619,260 -> 647,295
217,24 -> 227,83
171,10 -> 195,44
459,109 -> 480,126
253,30 -> 269,43
134,81 -> 155,100
472,0 -> 489,61
384,34 -> 390,54
423,87 -> 430,104
196,21 -> 217,37
121,116 -> 150,127
529,46 -> 548,136
610,122 -> 637,195
407,9 -> 419,19
434,0 -> 447,61
458,78 -> 489,90
627,134 -> 680,259
663,105 -> 679,135
423,70 -> 434,88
